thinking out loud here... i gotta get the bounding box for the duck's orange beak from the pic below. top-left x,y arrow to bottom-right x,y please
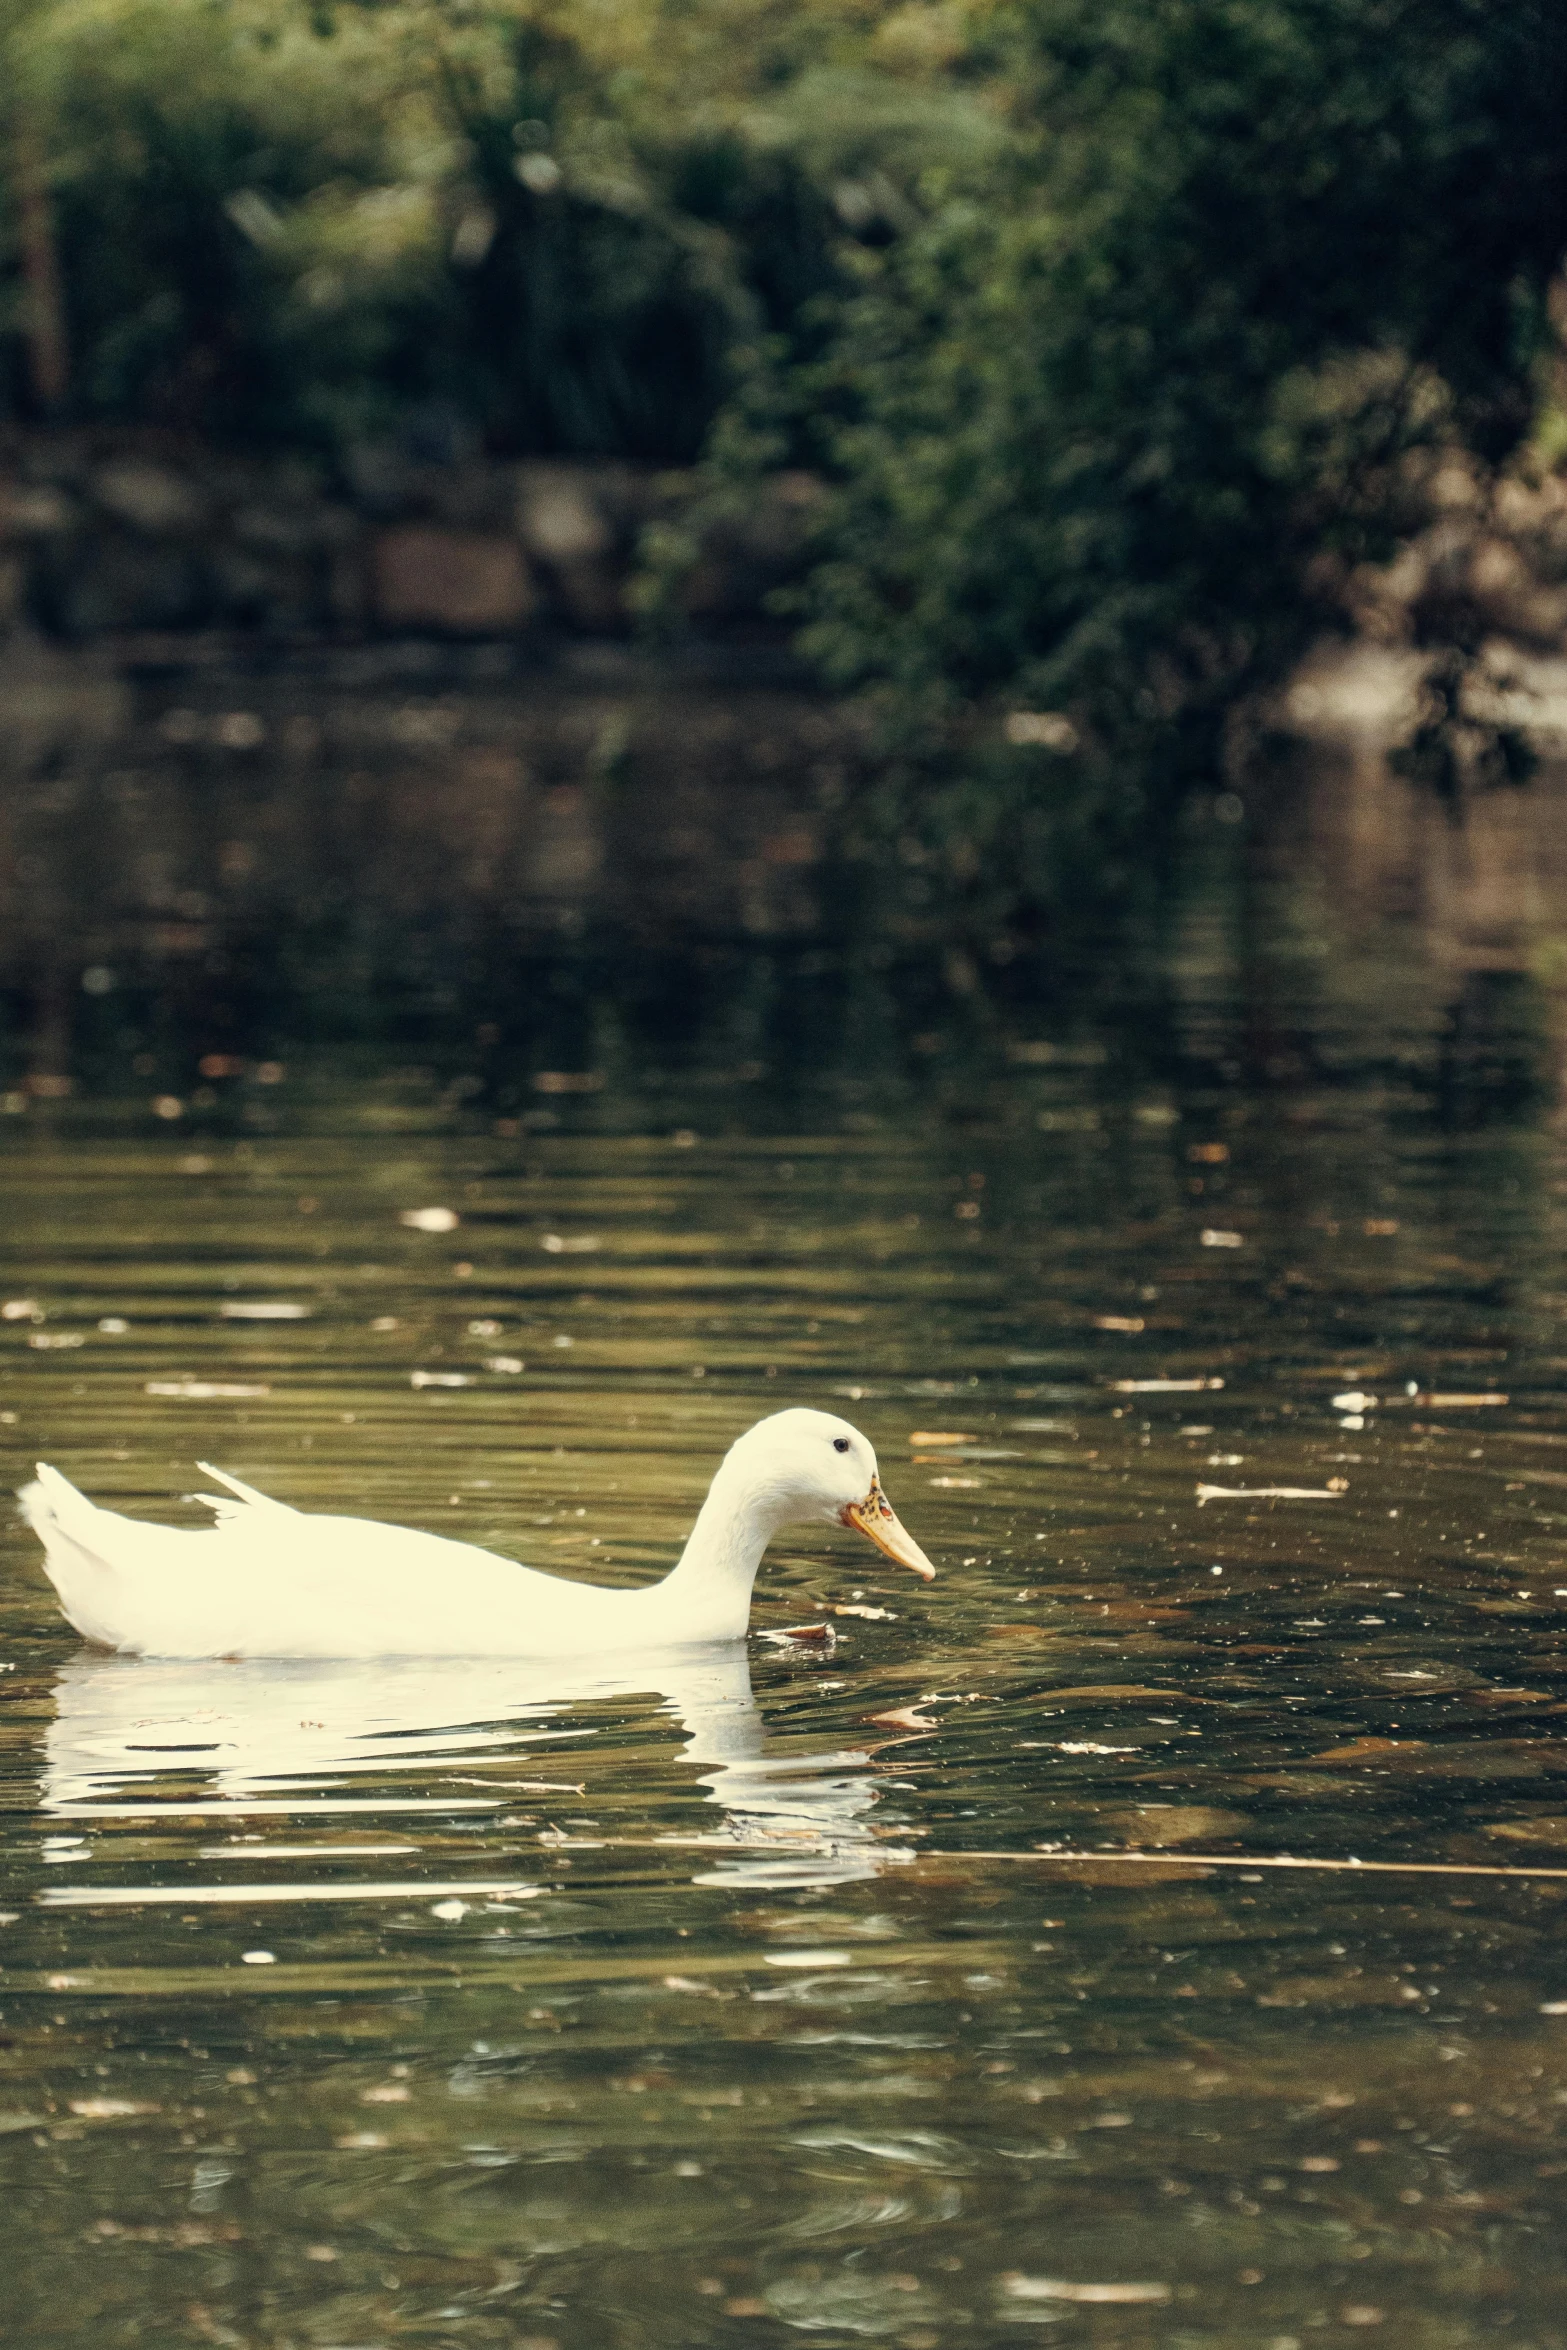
841,1475 -> 936,1581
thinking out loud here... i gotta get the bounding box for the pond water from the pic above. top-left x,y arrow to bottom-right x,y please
3,890 -> 1567,2350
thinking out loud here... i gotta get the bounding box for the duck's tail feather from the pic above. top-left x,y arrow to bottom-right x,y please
18,1464 -> 133,1647
20,1461 -> 104,1552
20,1462 -> 293,1651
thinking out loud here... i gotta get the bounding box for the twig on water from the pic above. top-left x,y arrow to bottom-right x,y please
975,1848 -> 1567,1882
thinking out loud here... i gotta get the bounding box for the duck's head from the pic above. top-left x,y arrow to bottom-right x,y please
725,1407 -> 936,1580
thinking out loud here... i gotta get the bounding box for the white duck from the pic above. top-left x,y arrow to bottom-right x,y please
19,1407 -> 935,1661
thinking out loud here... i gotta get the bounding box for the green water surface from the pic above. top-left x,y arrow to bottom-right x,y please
3,928 -> 1567,2350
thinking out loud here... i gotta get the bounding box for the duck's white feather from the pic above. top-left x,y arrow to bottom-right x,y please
187,1460 -> 290,1522
18,1409 -> 922,1662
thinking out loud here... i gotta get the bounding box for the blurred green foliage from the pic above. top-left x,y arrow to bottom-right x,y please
0,0 -> 982,455
2,0 -> 1566,925
781,0 -> 1567,915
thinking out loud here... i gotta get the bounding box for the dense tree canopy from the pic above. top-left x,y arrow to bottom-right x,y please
796,1 -> 1567,752
3,0 -> 1565,889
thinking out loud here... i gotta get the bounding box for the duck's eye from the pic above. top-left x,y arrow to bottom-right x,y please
832,1437 -> 850,1454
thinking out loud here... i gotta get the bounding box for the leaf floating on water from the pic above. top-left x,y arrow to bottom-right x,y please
777,1623 -> 833,1643
1100,1803 -> 1246,1846
1004,2276 -> 1171,2305
400,1206 -> 459,1233
1044,1685 -> 1199,1704
146,1379 -> 271,1400
868,1707 -> 939,1732
1197,1482 -> 1346,1504
1318,1738 -> 1427,1763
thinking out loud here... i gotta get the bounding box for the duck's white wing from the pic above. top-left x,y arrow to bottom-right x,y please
19,1463 -> 652,1660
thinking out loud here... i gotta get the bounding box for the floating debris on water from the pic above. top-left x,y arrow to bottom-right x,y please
1113,1376 -> 1224,1392
145,1378 -> 270,1400
1004,2277 -> 1171,2305
1198,1481 -> 1348,1503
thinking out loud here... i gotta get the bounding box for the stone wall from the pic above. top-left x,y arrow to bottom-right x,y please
0,432 -> 821,644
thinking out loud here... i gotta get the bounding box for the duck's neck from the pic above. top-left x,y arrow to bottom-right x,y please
659,1456 -> 785,1643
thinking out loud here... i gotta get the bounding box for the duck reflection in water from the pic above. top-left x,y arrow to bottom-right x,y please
42,1647 -> 905,1889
